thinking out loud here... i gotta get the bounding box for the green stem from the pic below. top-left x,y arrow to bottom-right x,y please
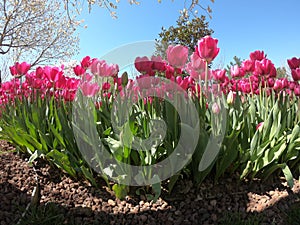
205,61 -> 208,93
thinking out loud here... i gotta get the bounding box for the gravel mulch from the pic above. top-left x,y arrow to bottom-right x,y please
1,140 -> 300,225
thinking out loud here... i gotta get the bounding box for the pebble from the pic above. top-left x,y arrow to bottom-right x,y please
1,141 -> 300,225
108,199 -> 116,207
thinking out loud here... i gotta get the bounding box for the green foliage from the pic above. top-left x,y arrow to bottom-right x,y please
155,15 -> 213,57
0,93 -> 98,186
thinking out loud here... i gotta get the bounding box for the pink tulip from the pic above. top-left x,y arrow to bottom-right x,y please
63,90 -> 76,101
166,45 -> 189,68
81,56 -> 93,69
195,36 -> 220,63
212,102 -> 220,114
289,81 -> 296,90
102,82 -> 111,91
9,66 -> 18,76
231,65 -> 245,78
256,122 -> 264,131
294,85 -> 300,96
212,69 -> 227,82
90,60 -> 119,77
253,59 -> 276,77
66,78 -> 80,90
250,50 -> 265,61
185,52 -> 206,80
35,67 -> 44,79
273,78 -> 288,91
287,57 -> 300,70
44,66 -> 64,83
134,56 -> 154,76
80,81 -> 100,97
267,78 -> 275,87
291,68 -> 300,81
165,65 -> 175,79
241,59 -> 254,73
73,65 -> 86,76
16,62 -> 31,75
151,55 -> 166,72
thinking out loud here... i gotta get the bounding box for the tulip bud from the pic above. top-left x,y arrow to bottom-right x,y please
227,91 -> 235,105
212,102 -> 220,114
121,71 -> 128,87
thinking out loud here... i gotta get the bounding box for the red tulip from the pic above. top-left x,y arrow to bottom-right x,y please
134,56 -> 154,75
81,56 -> 93,69
241,59 -> 255,73
292,68 -> 300,81
15,62 -> 31,75
250,50 -> 265,61
44,66 -> 63,83
294,85 -> 300,96
212,69 -> 227,82
166,45 -> 189,68
253,59 -> 276,77
73,65 -> 86,76
195,36 -> 220,63
102,82 -> 111,91
287,57 -> 300,70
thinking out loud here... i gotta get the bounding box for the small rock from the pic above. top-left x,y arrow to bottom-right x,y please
211,213 -> 217,221
174,210 -> 182,216
108,199 -> 116,207
210,199 -> 217,207
140,214 -> 148,222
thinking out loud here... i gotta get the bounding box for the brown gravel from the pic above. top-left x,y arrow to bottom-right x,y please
1,140 -> 300,225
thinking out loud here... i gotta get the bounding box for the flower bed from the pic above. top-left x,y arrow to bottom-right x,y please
1,36 -> 300,200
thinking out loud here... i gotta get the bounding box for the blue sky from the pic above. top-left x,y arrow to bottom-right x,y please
76,0 -> 300,70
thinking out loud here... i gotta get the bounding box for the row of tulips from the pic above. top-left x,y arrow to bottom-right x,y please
1,36 -> 300,199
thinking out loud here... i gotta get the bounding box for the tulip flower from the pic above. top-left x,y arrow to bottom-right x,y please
90,59 -> 119,77
212,69 -> 227,82
231,65 -> 245,78
134,56 -> 154,76
102,82 -> 111,91
195,36 -> 220,63
44,66 -> 64,83
151,55 -> 166,72
16,62 -> 31,75
227,91 -> 235,105
80,81 -> 100,97
250,50 -> 265,61
73,65 -> 86,76
241,59 -> 254,73
292,68 -> 300,81
287,57 -> 300,70
81,56 -> 93,69
185,52 -> 206,80
212,102 -> 220,114
166,45 -> 189,68
294,85 -> 300,96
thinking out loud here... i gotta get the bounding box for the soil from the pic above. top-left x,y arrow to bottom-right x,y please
1,140 -> 300,225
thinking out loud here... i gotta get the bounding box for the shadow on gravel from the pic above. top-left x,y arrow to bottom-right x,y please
3,178 -> 300,225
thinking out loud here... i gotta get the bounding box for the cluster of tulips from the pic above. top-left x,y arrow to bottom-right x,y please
1,36 -> 299,109
1,36 -> 300,199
